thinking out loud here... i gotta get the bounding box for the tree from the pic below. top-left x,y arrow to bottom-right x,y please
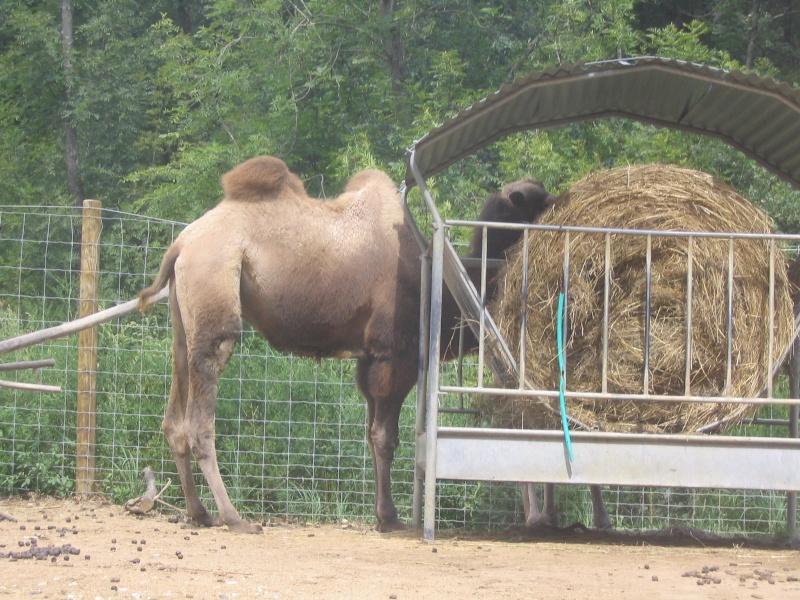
61,0 -> 84,204
1,0 -> 798,226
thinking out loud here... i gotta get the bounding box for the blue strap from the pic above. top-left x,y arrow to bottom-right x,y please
557,293 -> 575,462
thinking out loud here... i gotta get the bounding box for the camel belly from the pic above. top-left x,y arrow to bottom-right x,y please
239,276 -> 371,359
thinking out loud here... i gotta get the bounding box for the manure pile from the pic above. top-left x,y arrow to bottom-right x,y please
489,164 -> 795,434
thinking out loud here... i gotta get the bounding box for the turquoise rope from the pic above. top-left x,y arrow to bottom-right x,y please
557,293 -> 575,462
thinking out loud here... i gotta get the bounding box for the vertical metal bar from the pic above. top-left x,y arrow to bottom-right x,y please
478,226 -> 488,389
406,148 -> 444,225
519,228 -> 529,389
423,224 -> 446,542
562,231 -> 571,388
788,335 -> 800,541
767,239 -> 776,399
457,323 -> 466,409
412,248 -> 432,529
455,224 -> 466,408
643,234 -> 652,395
407,148 -> 446,542
602,232 -> 611,394
685,236 -> 694,397
726,238 -> 734,395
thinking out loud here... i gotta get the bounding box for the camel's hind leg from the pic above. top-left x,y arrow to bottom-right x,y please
169,268 -> 262,534
163,289 -> 221,527
522,483 -> 558,527
590,485 -> 612,529
184,323 -> 262,532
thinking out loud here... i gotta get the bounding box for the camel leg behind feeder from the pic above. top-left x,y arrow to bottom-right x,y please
522,483 -> 611,529
521,482 -> 557,527
590,485 -> 612,529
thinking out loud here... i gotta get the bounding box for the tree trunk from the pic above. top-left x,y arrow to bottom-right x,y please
176,0 -> 194,35
746,0 -> 761,70
61,0 -> 85,204
379,0 -> 408,91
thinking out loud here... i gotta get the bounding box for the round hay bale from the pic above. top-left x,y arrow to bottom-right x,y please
488,164 -> 795,434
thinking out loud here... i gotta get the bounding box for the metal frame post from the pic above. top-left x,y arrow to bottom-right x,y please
423,224 -> 445,541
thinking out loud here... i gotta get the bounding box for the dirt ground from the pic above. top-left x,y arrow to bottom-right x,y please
1,496 -> 799,600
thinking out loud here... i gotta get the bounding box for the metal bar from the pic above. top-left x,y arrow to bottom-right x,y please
456,324 -> 466,409
433,427 -> 800,491
412,241 -> 432,530
407,147 -> 448,541
685,236 -> 694,396
644,234 -> 652,395
407,149 -> 444,227
519,229 -> 529,389
726,238 -> 734,395
748,418 -> 792,427
767,240 -> 776,399
459,257 -> 505,270
423,224 -> 446,542
789,337 -> 800,540
446,219 -> 800,243
439,384 -> 800,406
602,232 -> 611,394
438,407 -> 483,415
790,402 -> 799,540
478,226 -> 488,389
399,180 -> 430,254
562,231 -> 570,385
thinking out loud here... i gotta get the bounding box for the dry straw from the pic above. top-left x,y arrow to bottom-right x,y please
487,164 -> 795,434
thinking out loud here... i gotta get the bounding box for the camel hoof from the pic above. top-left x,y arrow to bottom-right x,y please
594,518 -> 614,531
192,514 -> 224,528
376,518 -> 408,533
525,515 -> 558,528
228,520 -> 263,534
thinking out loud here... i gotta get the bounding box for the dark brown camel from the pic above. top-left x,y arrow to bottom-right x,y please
139,155 -> 555,533
441,178 -> 557,358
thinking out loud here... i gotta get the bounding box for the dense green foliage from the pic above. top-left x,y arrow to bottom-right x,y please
2,1 -> 799,222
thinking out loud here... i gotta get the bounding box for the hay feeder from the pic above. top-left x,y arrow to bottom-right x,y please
489,164 -> 796,435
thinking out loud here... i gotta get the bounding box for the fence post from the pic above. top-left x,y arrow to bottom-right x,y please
76,199 -> 101,494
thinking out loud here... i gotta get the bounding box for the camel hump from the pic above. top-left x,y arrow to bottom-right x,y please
221,156 -> 301,201
344,169 -> 396,193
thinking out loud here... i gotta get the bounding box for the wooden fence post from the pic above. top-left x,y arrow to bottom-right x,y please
76,199 -> 101,494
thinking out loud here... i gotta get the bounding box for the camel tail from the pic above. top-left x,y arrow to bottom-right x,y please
138,242 -> 181,312
221,155 -> 304,201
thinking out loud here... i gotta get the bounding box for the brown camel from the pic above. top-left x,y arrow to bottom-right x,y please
139,155 -> 555,533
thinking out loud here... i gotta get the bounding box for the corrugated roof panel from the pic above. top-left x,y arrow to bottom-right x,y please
406,57 -> 800,189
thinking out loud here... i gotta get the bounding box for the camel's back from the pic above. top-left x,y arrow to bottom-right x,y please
233,168 -> 420,356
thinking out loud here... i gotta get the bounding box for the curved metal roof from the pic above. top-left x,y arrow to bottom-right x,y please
404,57 -> 800,189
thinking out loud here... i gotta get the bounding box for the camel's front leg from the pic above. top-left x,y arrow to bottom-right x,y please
357,355 -> 416,533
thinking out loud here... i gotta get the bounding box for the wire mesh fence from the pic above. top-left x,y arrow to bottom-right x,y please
0,204 -> 795,536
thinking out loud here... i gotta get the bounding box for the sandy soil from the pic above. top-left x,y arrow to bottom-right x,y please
1,496 -> 798,600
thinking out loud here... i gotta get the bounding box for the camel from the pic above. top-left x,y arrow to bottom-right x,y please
138,155 -> 556,533
522,482 -> 611,529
